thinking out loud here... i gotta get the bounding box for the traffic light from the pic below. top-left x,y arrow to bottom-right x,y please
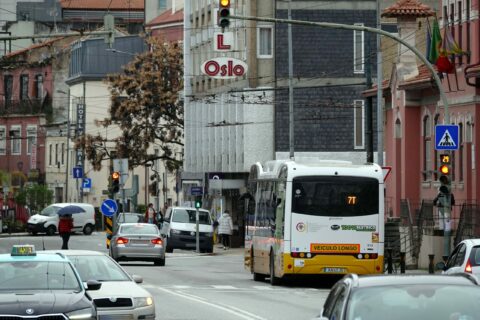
218,0 -> 231,29
111,171 -> 120,193
194,196 -> 202,209
439,154 -> 451,185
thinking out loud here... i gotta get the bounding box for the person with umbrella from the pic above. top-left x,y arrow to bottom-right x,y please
57,205 -> 84,249
58,214 -> 74,249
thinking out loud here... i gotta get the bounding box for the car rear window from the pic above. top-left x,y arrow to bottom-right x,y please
470,246 -> 480,266
120,224 -> 158,235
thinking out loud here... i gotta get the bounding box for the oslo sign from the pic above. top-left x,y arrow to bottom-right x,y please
201,57 -> 248,79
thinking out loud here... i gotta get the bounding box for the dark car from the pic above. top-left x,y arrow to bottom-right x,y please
316,273 -> 480,320
0,245 -> 101,319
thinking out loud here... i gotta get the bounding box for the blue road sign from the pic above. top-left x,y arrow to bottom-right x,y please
101,199 -> 118,217
73,167 -> 83,179
191,186 -> 203,196
435,125 -> 459,150
82,178 -> 92,189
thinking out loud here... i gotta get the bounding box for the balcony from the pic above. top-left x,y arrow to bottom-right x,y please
0,97 -> 52,118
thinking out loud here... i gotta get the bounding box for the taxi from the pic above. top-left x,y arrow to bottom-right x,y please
0,244 -> 101,319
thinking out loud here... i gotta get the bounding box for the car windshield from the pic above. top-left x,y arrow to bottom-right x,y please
67,255 -> 131,282
117,214 -> 144,224
39,206 -> 61,216
172,209 -> 211,225
0,261 -> 81,291
347,284 -> 480,320
119,224 -> 158,235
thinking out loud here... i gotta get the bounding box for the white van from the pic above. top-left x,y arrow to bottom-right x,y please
161,206 -> 214,253
27,203 -> 96,236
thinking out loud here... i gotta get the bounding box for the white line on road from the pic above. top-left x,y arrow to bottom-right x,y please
211,285 -> 237,289
155,286 -> 268,320
252,286 -> 274,290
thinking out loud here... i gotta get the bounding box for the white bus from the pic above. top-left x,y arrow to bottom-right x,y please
245,159 -> 385,284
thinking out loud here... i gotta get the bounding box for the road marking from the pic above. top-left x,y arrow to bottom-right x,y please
211,285 -> 237,289
155,287 -> 267,320
173,285 -> 191,289
252,286 -> 274,290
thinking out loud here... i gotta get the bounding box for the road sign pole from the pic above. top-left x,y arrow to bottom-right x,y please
196,207 -> 200,253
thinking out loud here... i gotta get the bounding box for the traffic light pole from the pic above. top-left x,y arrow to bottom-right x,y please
195,207 -> 200,253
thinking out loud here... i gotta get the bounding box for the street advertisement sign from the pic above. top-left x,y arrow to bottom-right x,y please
201,57 -> 248,79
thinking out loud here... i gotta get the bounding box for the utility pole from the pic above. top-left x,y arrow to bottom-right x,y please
288,0 -> 295,160
376,0 -> 384,166
365,34 -> 374,163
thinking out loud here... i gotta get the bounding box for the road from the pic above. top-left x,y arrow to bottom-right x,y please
0,232 -> 332,320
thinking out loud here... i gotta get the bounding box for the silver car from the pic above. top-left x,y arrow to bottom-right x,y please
41,250 -> 155,320
109,223 -> 166,266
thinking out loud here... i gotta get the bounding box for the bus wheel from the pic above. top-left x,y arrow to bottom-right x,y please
269,254 -> 280,286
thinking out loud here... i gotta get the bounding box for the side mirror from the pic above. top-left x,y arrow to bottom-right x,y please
435,261 -> 446,271
131,274 -> 143,284
85,279 -> 102,291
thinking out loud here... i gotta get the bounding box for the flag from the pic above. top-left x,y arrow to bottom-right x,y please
426,24 -> 432,62
428,19 -> 442,64
443,27 -> 463,55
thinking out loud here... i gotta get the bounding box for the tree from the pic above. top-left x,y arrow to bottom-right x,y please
80,37 -> 184,172
14,184 -> 53,213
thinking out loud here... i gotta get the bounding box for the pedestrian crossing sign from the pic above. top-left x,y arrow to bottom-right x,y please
435,125 -> 459,150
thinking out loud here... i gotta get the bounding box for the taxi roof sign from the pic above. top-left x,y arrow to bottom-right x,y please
11,244 -> 36,256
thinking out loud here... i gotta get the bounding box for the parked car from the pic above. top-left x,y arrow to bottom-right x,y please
109,223 -> 166,266
41,250 -> 156,320
315,273 -> 480,320
160,206 -> 214,253
0,245 -> 100,319
27,203 -> 96,236
437,238 -> 480,276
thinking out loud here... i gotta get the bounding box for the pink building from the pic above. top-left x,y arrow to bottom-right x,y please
146,8 -> 184,42
367,0 -> 480,229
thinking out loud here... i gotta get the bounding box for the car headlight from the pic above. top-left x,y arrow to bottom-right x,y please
134,296 -> 154,308
66,307 -> 96,320
171,229 -> 181,234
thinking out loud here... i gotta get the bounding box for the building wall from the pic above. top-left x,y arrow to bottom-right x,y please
274,1 -> 377,158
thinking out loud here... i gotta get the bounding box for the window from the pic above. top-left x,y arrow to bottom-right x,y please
61,143 -> 65,165
55,143 -> 58,166
0,127 -> 5,155
4,75 -> 13,105
158,0 -> 166,10
353,24 -> 364,73
354,100 -> 364,148
26,126 -> 37,155
10,126 -> 21,155
49,144 -> 53,166
20,75 -> 29,100
423,116 -> 432,181
257,26 -> 273,58
34,74 -> 43,99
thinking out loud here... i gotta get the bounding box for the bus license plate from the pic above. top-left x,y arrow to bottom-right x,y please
324,267 -> 346,273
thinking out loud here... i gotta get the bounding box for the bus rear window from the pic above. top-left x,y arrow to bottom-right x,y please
291,176 -> 379,217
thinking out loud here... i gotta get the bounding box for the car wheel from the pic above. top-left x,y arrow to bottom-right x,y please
165,239 -> 174,253
206,246 -> 213,253
31,231 -> 38,236
269,253 -> 280,286
154,258 -> 166,266
83,224 -> 94,235
46,226 -> 56,236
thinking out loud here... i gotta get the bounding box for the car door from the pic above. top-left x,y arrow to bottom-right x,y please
161,208 -> 172,236
445,243 -> 466,274
322,282 -> 349,319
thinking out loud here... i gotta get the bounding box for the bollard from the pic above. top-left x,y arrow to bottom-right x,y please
428,254 -> 435,274
387,248 -> 393,274
400,252 -> 406,274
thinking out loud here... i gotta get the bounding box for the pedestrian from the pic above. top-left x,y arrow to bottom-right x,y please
433,186 -> 455,231
217,209 -> 233,250
58,214 -> 74,250
145,203 -> 157,224
161,202 -> 169,217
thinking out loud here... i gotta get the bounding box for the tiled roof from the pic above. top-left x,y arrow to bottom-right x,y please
4,37 -> 65,58
382,0 -> 434,18
60,0 -> 144,10
146,9 -> 184,27
401,64 -> 436,85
